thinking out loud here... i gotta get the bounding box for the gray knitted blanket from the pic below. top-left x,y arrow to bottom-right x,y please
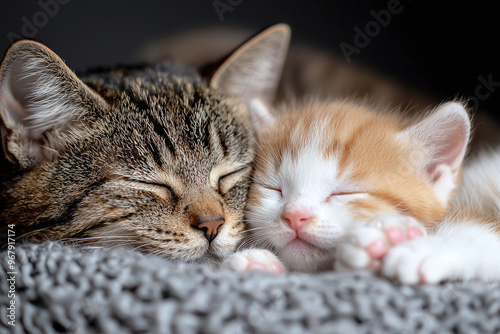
1,242 -> 500,334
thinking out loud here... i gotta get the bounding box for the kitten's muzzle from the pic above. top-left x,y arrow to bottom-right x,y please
192,218 -> 225,244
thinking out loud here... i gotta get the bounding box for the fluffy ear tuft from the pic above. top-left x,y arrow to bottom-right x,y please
401,102 -> 470,202
0,40 -> 108,166
210,24 -> 290,131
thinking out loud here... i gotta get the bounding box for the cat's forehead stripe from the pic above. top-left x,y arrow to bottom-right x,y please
144,112 -> 176,157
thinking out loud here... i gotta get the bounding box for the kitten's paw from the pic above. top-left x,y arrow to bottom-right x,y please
336,215 -> 426,272
382,236 -> 460,284
222,249 -> 284,274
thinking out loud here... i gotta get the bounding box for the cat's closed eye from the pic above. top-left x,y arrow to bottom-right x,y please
128,179 -> 178,202
218,167 -> 251,194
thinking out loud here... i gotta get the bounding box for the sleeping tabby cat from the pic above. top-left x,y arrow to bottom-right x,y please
0,24 -> 290,265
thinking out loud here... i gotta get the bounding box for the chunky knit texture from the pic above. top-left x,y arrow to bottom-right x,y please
1,242 -> 500,334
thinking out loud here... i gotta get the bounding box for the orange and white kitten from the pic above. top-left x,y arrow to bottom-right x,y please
223,99 -> 500,284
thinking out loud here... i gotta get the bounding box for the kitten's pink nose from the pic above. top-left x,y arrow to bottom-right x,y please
282,210 -> 313,232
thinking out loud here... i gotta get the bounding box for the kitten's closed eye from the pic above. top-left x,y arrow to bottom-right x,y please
326,191 -> 366,202
257,184 -> 283,198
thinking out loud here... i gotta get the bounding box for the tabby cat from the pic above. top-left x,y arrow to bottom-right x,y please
0,24 -> 290,265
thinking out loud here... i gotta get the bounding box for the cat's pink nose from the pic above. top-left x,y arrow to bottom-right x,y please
282,210 -> 313,232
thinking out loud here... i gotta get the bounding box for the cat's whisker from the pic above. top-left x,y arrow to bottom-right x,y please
236,239 -> 251,251
62,235 -> 132,241
147,248 -> 162,256
241,227 -> 267,233
75,238 -> 136,245
17,226 -> 53,239
132,243 -> 153,253
236,233 -> 268,251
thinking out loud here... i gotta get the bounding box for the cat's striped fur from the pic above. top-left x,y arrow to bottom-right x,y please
0,25 -> 290,265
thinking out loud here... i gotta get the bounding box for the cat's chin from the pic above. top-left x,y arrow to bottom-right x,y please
278,238 -> 334,272
287,239 -> 320,253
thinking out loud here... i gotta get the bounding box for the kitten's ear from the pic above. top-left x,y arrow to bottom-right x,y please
209,24 -> 290,130
402,102 -> 470,201
0,40 -> 109,166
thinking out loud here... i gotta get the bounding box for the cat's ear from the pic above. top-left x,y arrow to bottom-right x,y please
209,24 -> 290,130
0,40 -> 109,167
401,102 -> 470,201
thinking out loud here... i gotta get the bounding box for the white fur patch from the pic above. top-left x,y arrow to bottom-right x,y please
383,219 -> 500,283
454,150 -> 500,216
247,136 -> 368,272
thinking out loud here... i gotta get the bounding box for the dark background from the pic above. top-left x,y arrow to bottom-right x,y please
0,1 -> 498,120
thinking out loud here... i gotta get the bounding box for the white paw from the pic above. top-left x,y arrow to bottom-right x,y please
336,215 -> 426,272
222,249 -> 284,274
382,236 -> 462,284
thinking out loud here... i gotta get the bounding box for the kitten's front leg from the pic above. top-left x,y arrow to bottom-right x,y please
222,249 -> 285,274
337,215 -> 500,284
335,215 -> 426,273
382,220 -> 500,284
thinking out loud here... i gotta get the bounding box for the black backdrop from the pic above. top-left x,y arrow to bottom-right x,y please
0,1 -> 498,121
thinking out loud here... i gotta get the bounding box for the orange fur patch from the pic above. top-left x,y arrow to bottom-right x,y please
255,100 -> 447,227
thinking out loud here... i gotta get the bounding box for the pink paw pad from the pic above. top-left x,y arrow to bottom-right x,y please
366,240 -> 387,259
419,271 -> 427,284
246,262 -> 268,272
385,227 -> 404,245
268,261 -> 283,274
245,261 -> 283,275
407,226 -> 424,240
